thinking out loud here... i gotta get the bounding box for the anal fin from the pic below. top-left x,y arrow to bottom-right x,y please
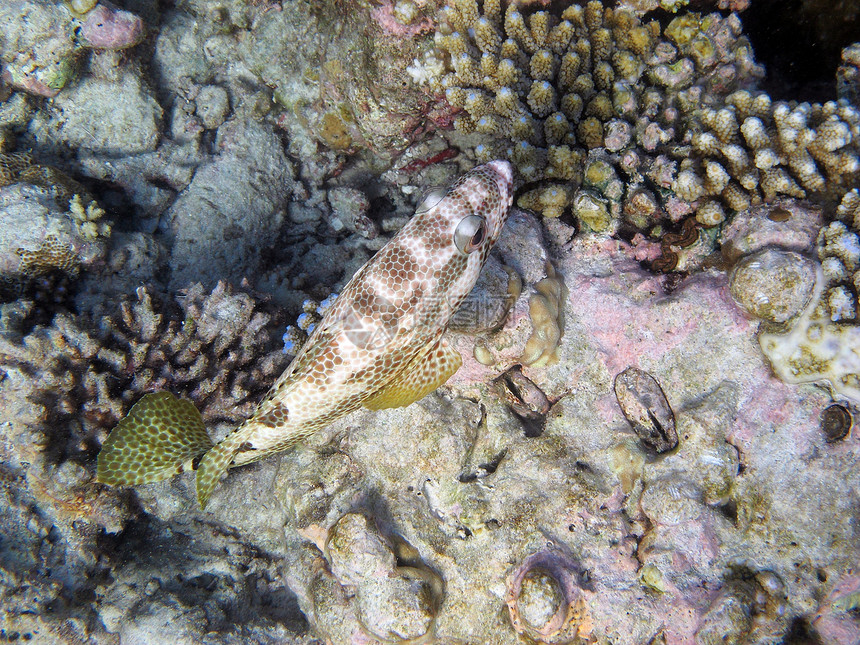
96,392 -> 213,486
364,337 -> 462,410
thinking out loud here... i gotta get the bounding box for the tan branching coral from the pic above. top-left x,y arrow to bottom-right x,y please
431,1 -> 860,230
836,188 -> 860,230
678,92 -> 860,224
0,282 -> 290,467
816,220 -> 860,322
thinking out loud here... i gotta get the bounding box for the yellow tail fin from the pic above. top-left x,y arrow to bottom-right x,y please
195,432 -> 246,509
96,392 -> 213,487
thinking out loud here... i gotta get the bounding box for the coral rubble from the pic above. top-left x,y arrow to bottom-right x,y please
0,0 -> 144,98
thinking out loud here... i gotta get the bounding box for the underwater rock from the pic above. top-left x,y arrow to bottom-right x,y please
30,67 -> 163,155
242,0 -> 435,160
694,580 -> 755,645
720,200 -> 822,265
78,2 -> 145,50
2,1 -> 860,642
759,264 -> 860,404
165,118 -> 294,289
0,0 -> 145,98
729,248 -> 817,323
2,226 -> 858,643
0,0 -> 81,97
325,513 -> 442,643
0,181 -> 108,294
449,253 -> 520,333
327,186 -> 378,239
194,84 -> 231,130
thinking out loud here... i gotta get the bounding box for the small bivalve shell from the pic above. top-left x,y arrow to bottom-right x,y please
506,549 -> 591,644
614,367 -> 678,453
493,365 -> 550,437
729,248 -> 817,323
821,404 -> 853,442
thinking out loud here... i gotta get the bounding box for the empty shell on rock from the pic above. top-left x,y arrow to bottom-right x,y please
493,365 -> 550,437
821,404 -> 853,442
614,367 -> 678,453
506,548 -> 592,645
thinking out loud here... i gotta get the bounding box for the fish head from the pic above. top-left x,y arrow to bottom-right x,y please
402,160 -> 514,333
407,159 -> 514,310
305,160 -> 514,358
416,159 -> 514,259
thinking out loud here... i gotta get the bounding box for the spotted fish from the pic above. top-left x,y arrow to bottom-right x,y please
96,160 -> 514,507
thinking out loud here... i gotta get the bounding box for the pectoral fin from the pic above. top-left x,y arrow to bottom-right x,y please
364,338 -> 462,410
96,392 -> 213,486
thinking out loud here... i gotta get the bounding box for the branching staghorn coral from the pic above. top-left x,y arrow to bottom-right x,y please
431,1 -> 860,232
0,282 -> 290,468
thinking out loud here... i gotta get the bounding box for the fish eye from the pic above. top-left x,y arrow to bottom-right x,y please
454,215 -> 487,254
415,187 -> 447,214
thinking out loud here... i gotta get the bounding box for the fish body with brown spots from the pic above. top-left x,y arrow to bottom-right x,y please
96,161 -> 514,507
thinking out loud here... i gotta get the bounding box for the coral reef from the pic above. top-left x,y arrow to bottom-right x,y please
433,1 -> 760,224
838,42 -> 860,108
432,0 -> 860,230
0,154 -> 110,296
0,281 -> 290,443
0,0 -> 144,98
0,283 -> 310,644
0,0 -> 859,642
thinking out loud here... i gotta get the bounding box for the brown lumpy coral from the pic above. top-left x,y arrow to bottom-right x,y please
432,1 -> 860,229
434,1 -> 764,223
0,282 -> 290,468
